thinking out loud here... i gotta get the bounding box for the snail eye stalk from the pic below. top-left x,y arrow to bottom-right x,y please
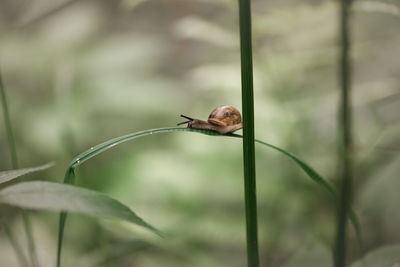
177,114 -> 193,126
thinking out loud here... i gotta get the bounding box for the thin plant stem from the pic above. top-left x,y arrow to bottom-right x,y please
238,0 -> 259,266
0,69 -> 18,168
334,0 -> 353,266
57,167 -> 75,267
0,69 -> 39,267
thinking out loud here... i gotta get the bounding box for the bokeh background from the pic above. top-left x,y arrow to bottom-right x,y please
1,0 -> 399,266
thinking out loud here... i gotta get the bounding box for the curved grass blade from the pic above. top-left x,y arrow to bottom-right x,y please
0,162 -> 55,184
258,140 -> 363,247
231,134 -> 362,254
0,181 -> 162,237
57,128 -> 221,266
253,138 -> 337,196
57,127 -> 362,266
67,127 -> 219,170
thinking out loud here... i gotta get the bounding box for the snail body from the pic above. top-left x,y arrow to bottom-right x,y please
178,106 -> 243,134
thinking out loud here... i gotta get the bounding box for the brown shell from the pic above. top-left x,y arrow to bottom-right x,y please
207,106 -> 241,127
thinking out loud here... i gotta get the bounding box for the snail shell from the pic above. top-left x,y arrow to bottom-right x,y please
178,106 -> 243,134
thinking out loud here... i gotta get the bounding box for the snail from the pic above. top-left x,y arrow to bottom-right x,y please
177,105 -> 243,134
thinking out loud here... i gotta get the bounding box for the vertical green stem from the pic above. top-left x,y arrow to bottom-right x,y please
334,0 -> 353,266
57,167 -> 75,267
238,0 -> 259,266
0,69 -> 18,168
1,69 -> 39,267
57,212 -> 67,267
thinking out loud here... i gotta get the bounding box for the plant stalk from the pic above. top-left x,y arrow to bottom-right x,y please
238,0 -> 259,266
1,69 -> 39,267
334,0 -> 353,266
57,167 -> 75,267
0,69 -> 18,168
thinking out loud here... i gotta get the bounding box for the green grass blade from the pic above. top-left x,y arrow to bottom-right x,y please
56,127 -> 362,267
335,0 -> 354,265
0,181 -> 162,236
57,128 -> 221,266
0,69 -> 18,169
238,0 -> 259,266
254,140 -> 362,252
251,137 -> 337,197
67,127 -> 219,169
57,212 -> 68,267
0,162 -> 55,184
1,68 -> 38,267
57,167 -> 75,267
232,134 -> 362,253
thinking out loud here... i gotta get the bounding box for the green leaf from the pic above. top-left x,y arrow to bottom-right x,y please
63,127 -> 362,241
56,127 -> 363,267
251,138 -> 336,196
249,136 -> 362,254
0,162 -> 55,184
2,69 -> 40,267
0,181 -> 162,237
239,0 -> 259,265
66,127 -> 218,170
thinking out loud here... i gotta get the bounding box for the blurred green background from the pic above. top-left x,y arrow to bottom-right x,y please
0,0 -> 399,266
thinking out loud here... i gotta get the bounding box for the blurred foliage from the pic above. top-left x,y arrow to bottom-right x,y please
0,0 -> 399,266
